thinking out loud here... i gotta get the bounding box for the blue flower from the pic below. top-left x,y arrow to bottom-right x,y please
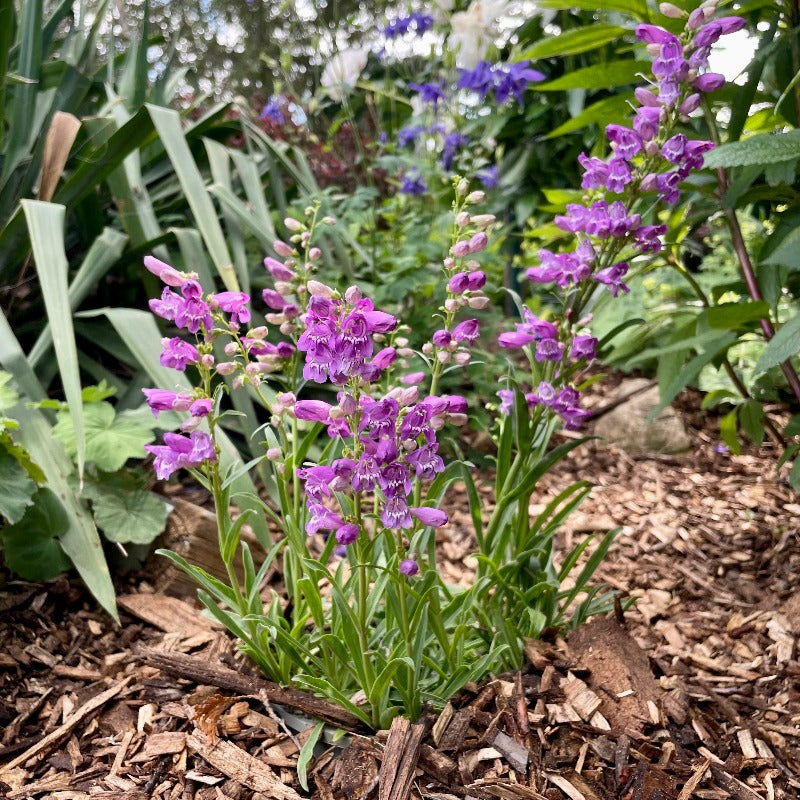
441,132 -> 468,171
259,98 -> 284,124
476,165 -> 499,188
385,12 -> 434,38
400,171 -> 427,196
410,12 -> 434,34
398,124 -> 426,148
494,61 -> 545,105
409,81 -> 448,109
457,61 -> 496,100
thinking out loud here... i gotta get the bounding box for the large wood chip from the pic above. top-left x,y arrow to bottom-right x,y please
378,716 -> 426,800
186,732 -> 301,799
118,594 -> 215,637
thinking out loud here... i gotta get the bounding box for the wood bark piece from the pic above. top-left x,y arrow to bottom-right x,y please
0,677 -> 132,772
140,648 -> 367,731
709,764 -> 766,800
185,732 -> 301,799
378,716 -> 426,800
118,594 -> 215,637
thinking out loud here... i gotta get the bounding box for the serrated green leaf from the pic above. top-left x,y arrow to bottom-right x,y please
0,448 -> 38,523
536,60 -> 649,91
518,25 -> 628,60
704,130 -> 800,169
754,314 -> 800,375
53,402 -> 156,472
1,487 -> 72,580
84,480 -> 169,544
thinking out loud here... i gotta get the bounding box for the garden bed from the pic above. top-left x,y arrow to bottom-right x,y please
1,391 -> 798,800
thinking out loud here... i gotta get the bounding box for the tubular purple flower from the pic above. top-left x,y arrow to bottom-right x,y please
410,507 -> 448,527
189,398 -> 213,417
694,72 -> 725,92
402,372 -> 425,386
264,257 -> 295,281
606,125 -> 643,159
372,346 -> 397,369
453,240 -> 470,258
214,291 -> 251,326
294,400 -> 333,422
594,262 -> 630,296
432,329 -> 452,347
399,559 -> 419,577
469,232 -> 488,253
382,496 -> 413,529
448,272 -> 470,293
635,24 -> 679,45
142,389 -> 194,416
144,256 -> 186,287
336,524 -> 360,546
160,337 -> 200,371
497,330 -> 536,348
570,335 -> 598,361
452,318 -> 480,344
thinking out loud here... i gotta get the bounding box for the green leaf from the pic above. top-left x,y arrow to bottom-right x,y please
53,402 -> 156,472
545,94 -> 631,139
518,25 -> 629,60
536,60 -> 650,91
784,414 -> 800,437
705,301 -> 770,330
296,723 -> 324,792
84,478 -> 169,544
754,314 -> 800,375
761,225 -> 800,269
0,371 -> 19,412
0,447 -> 38,523
532,0 -> 649,16
790,458 -> 800,493
739,399 -> 765,446
720,409 -> 742,455
22,200 -> 86,481
703,131 -> 800,169
1,487 -> 72,580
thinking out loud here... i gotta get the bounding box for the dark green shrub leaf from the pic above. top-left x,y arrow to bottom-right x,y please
83,477 -> 169,544
705,301 -> 770,330
703,130 -> 800,169
537,60 -> 650,91
0,448 -> 38,523
739,399 -> 765,446
754,314 -> 800,375
519,25 -> 628,60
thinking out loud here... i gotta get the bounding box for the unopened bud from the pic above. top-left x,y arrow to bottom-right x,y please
266,447 -> 282,461
397,347 -> 414,358
456,178 -> 470,196
249,326 -> 268,339
396,337 -> 409,347
430,416 -> 445,431
458,295 -> 469,307
284,217 -> 304,232
216,361 -> 236,375
465,190 -> 485,204
443,257 -> 455,269
454,351 -> 471,366
468,295 -> 490,309
471,214 -> 496,229
232,375 -> 246,390
197,354 -> 213,368
307,280 -> 336,298
469,232 -> 488,253
322,215 -> 336,225
456,211 -> 471,227
422,342 -> 433,355
399,386 -> 419,405
453,240 -> 470,258
644,140 -> 660,157
658,2 -> 684,18
279,321 -> 295,335
274,280 -> 293,296
274,240 -> 294,257
224,341 -> 238,356
309,247 -> 322,260
266,313 -> 286,325
444,298 -> 458,313
345,285 -> 362,304
437,350 -> 452,364
447,412 -> 468,426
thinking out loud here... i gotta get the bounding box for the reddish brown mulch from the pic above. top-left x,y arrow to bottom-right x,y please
1,388 -> 798,799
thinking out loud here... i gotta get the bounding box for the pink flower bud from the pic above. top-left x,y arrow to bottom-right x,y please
466,190 -> 485,204
144,256 -> 186,287
200,353 -> 215,368
307,280 -> 336,298
635,87 -> 660,107
322,216 -> 336,225
399,386 -> 419,405
273,281 -> 293,296
447,412 -> 468,426
232,376 -> 245,390
274,240 -> 294,257
216,361 -> 236,375
266,447 -> 282,461
422,342 -> 433,355
410,506 -> 448,527
471,214 -> 496,229
468,295 -> 490,310
294,400 -> 332,422
284,217 -> 304,232
443,257 -> 455,269
456,211 -> 471,227
468,232 -> 488,253
453,240 -> 470,258
444,298 -> 458,313
680,93 -> 701,115
345,285 -> 362,304
454,351 -> 471,366
264,257 -> 295,281
401,372 -> 425,386
658,3 -> 684,18
265,313 -> 286,325
437,351 -> 451,364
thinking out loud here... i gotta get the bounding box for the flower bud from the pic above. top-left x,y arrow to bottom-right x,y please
344,285 -> 362,305
680,93 -> 701,115
453,240 -> 470,258
322,215 -> 336,225
249,326 -> 268,339
470,214 -> 496,229
437,350 -> 451,364
307,280 -> 336,298
395,337 -> 409,347
447,412 -> 468,426
454,351 -> 471,366
339,393 -> 357,416
284,217 -> 304,232
279,321 -> 295,335
274,240 -> 294,257
465,190 -> 485,204
224,341 -> 238,356
216,361 -> 236,375
200,353 -> 215,368
309,247 -> 322,260
266,447 -> 282,461
456,178 -> 470,196
422,342 -> 433,355
443,257 -> 455,269
456,211 -> 471,227
658,2 -> 684,17
274,280 -> 293,296
277,392 -> 296,407
264,257 -> 295,281
232,375 -> 246,390
468,295 -> 490,309
644,140 -> 660,157
444,298 -> 458,313
687,7 -> 705,27
397,347 -> 414,358
266,313 -> 286,325
399,386 -> 419,405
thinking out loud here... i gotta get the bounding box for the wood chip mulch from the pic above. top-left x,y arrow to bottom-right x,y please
1,387 -> 798,800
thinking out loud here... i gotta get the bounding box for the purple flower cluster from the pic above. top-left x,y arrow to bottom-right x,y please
400,171 -> 427,196
496,384 -> 590,430
259,98 -> 284,125
409,81 -> 447,109
298,391 -> 459,542
458,60 -> 545,105
297,285 -> 397,385
144,431 -> 216,480
384,12 -> 434,39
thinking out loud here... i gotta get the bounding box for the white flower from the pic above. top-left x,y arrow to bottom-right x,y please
447,1 -> 509,68
321,48 -> 368,102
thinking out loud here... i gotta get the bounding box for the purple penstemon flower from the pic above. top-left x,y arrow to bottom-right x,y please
160,337 -> 200,371
144,430 -> 216,480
